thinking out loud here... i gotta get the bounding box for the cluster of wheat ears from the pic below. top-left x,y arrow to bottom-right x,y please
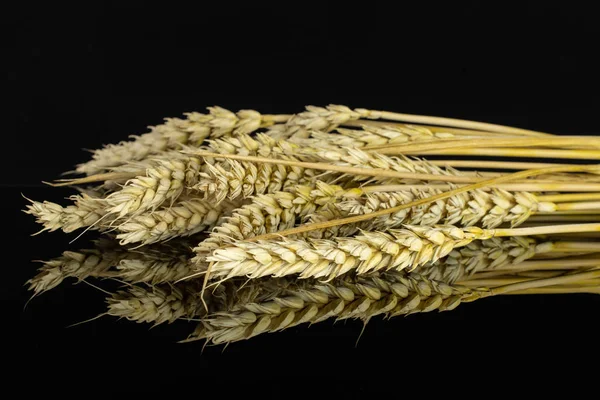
24,105 -> 600,345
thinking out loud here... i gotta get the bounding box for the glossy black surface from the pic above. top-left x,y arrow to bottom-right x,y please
7,1 -> 599,395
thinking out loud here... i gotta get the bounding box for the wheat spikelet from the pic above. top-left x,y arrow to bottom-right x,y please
204,225 -> 493,282
187,272 -> 484,344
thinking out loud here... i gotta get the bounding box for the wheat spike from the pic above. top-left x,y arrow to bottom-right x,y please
192,181 -> 354,261
187,272 -> 484,344
24,194 -> 109,234
115,197 -> 241,246
275,105 -> 362,139
105,157 -> 203,218
204,225 -> 493,282
191,156 -> 323,203
335,187 -> 557,230
76,107 -> 276,175
296,124 -> 454,151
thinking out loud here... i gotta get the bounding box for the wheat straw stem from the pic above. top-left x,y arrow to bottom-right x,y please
364,137 -> 600,152
554,201 -> 600,211
527,215 -> 600,223
355,109 -> 552,136
424,160 -> 574,171
536,193 -> 600,202
245,164 -> 600,241
492,223 -> 600,237
406,147 -> 600,160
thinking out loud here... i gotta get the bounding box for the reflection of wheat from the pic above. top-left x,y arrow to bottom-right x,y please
187,272 -> 485,344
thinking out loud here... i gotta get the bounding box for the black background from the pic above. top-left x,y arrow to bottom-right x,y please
6,1 -> 600,396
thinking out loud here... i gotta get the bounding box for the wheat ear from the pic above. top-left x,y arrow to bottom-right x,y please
191,157 -> 322,203
104,156 -> 204,218
76,108 -> 289,175
115,197 -> 242,246
24,194 -> 109,234
192,181 -> 354,261
335,187 -> 557,230
204,225 -> 493,282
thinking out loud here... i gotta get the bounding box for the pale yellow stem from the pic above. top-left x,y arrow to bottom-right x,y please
527,215 -> 600,223
536,193 -> 600,203
425,160 -> 573,170
493,223 -> 600,237
412,147 -> 600,160
358,109 -> 553,137
364,137 -> 600,152
555,201 -> 600,211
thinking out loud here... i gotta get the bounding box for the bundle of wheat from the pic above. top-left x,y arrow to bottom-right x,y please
24,105 -> 600,345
